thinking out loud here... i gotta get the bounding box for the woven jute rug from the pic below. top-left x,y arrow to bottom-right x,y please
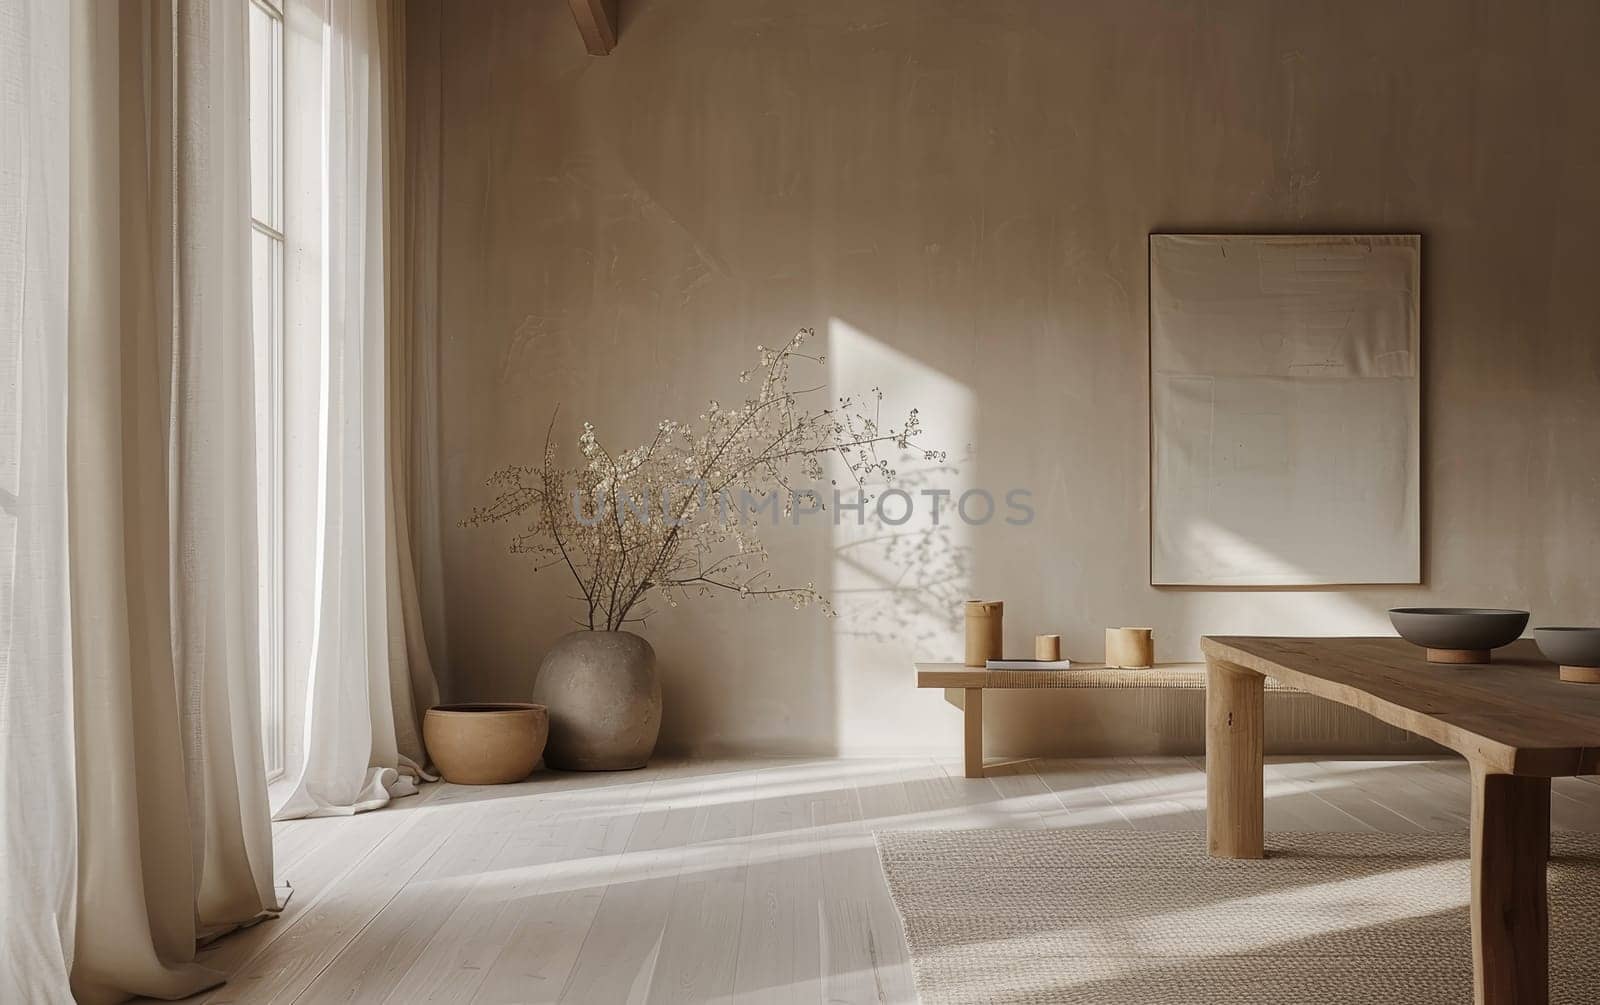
875,829 -> 1600,1004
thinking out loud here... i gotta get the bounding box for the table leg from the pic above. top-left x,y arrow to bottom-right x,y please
1471,768 -> 1550,1005
963,687 -> 984,778
1206,658 -> 1263,859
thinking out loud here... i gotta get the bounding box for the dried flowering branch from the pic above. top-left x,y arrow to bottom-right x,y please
465,328 -> 940,631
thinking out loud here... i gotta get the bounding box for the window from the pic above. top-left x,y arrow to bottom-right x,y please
248,0 -> 285,781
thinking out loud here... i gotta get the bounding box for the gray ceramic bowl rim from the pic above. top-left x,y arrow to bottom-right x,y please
1389,607 -> 1528,616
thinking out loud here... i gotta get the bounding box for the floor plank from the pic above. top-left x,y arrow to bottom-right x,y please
1034,757 -> 1150,830
554,767 -> 718,1002
202,800 -> 474,1004
980,759 -> 1060,828
195,807 -> 409,982
815,764 -> 914,1003
463,774 -> 659,1004
1316,757 -> 1472,831
648,765 -> 757,1003
731,762 -> 827,1004
1260,757 -> 1381,832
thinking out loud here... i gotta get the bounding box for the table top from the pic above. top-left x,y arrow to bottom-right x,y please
914,660 -> 1295,691
1203,636 -> 1600,776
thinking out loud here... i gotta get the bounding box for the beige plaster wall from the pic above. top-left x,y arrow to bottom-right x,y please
411,0 -> 1600,757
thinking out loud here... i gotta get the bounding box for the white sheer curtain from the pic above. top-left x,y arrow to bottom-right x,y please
1,0 -> 278,1001
0,0 -> 76,998
272,0 -> 440,820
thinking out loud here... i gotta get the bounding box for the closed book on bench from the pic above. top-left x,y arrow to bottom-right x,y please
984,658 -> 1074,670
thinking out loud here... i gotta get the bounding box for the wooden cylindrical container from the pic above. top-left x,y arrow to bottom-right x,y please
1105,627 -> 1154,669
1035,634 -> 1062,661
964,601 -> 1004,667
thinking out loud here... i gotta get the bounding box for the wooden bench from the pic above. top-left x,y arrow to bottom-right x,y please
915,661 -> 1296,778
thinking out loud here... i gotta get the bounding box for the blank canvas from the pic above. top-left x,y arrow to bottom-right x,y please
1149,234 -> 1421,586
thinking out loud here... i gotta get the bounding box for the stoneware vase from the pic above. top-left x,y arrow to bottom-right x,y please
532,630 -> 662,770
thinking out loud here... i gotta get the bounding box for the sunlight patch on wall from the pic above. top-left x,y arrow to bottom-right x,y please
827,317 -> 977,752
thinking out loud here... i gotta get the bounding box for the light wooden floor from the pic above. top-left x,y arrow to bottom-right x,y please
171,756 -> 1600,1004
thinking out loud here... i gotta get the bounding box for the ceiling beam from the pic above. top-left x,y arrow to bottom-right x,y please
567,0 -> 617,55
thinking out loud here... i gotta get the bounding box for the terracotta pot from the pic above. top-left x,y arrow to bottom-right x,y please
423,702 -> 548,785
532,630 -> 661,771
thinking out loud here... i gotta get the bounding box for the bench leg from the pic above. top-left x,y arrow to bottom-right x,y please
963,687 -> 984,778
1205,658 -> 1263,859
1471,768 -> 1549,1005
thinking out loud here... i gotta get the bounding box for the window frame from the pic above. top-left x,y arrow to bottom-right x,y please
249,0 -> 286,782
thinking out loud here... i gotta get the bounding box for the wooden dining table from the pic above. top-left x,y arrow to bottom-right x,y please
1202,636 -> 1600,1005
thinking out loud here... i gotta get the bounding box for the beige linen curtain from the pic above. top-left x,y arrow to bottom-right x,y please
1,0 -> 278,1000
399,0 -> 453,706
384,0 -> 449,781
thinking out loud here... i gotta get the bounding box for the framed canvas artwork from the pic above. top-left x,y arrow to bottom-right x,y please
1148,234 -> 1421,586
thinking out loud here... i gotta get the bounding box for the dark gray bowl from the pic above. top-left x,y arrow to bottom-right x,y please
1388,608 -> 1529,653
1533,627 -> 1600,668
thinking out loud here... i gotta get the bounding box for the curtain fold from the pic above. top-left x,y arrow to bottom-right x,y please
382,0 -> 446,776
167,0 -> 280,931
2,0 -> 279,1000
401,0 -> 452,698
272,0 -> 441,821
